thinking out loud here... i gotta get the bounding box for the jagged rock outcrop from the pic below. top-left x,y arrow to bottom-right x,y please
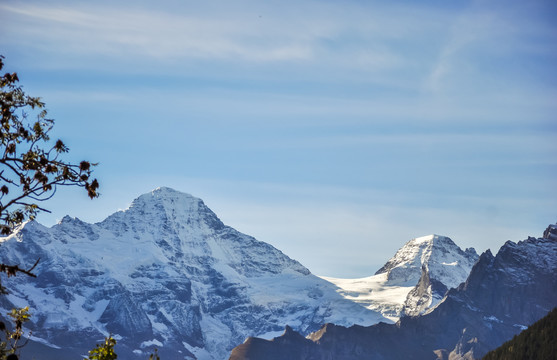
387,235 -> 478,316
323,235 -> 478,320
229,225 -> 557,360
543,223 -> 557,240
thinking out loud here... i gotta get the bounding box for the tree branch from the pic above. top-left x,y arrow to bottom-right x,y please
0,258 -> 40,278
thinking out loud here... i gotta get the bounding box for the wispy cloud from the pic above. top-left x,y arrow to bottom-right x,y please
2,3 -> 315,62
424,1 -> 556,94
0,1 -> 446,70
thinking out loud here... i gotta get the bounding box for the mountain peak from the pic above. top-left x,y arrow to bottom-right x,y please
543,223 -> 557,240
412,234 -> 446,242
374,234 -> 451,276
151,186 -> 194,197
374,234 -> 478,288
410,234 -> 460,247
100,187 -> 225,232
133,187 -> 200,206
1,188 -> 380,359
229,224 -> 557,360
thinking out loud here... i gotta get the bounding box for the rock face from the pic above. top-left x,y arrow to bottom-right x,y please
229,226 -> 557,360
0,188 -> 385,360
322,235 -> 478,320
543,223 -> 557,240
376,234 -> 478,316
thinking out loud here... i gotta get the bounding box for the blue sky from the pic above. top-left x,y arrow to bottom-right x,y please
1,0 -> 556,277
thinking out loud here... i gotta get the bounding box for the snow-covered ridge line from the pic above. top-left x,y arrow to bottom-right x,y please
0,187 -> 385,360
229,224 -> 557,360
321,233 -> 478,319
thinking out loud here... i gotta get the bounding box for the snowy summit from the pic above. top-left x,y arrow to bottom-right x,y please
0,187 -> 386,360
322,234 -> 478,320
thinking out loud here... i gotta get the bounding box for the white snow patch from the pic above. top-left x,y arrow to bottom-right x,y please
183,342 -> 214,360
147,314 -> 169,333
484,315 -> 503,323
441,261 -> 458,266
320,272 -> 413,322
256,330 -> 285,340
29,335 -> 61,349
141,339 -> 163,348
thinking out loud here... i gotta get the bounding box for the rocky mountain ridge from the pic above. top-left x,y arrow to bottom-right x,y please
321,234 -> 478,320
229,224 -> 557,360
0,187 -> 517,359
0,188 -> 386,360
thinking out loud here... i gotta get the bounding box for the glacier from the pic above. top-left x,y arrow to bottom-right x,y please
229,224 -> 557,360
0,187 -> 480,359
0,188 -> 385,359
322,234 -> 478,320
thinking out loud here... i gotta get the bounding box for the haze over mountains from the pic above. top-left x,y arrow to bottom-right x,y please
0,188 -> 554,360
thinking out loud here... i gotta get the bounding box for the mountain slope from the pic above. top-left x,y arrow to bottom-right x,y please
482,307 -> 557,360
229,225 -> 557,360
0,188 -> 385,360
321,234 -> 478,320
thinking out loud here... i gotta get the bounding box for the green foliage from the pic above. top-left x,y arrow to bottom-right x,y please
148,349 -> 160,360
87,336 -> 117,360
0,306 -> 32,360
0,55 -> 159,360
0,54 -> 99,237
483,307 -> 557,360
0,55 -> 100,360
85,337 -> 162,360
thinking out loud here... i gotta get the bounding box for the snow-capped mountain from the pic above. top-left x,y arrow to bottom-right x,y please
0,187 -> 386,360
322,234 -> 478,320
544,223 -> 557,240
229,224 -> 557,360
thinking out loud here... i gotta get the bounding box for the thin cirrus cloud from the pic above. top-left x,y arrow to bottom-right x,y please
1,1 -> 446,69
3,1 -> 553,86
422,1 -> 557,96
4,1 -> 551,125
2,3 -> 323,63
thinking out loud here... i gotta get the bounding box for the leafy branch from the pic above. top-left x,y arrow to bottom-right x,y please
0,55 -> 99,237
0,55 -> 101,359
